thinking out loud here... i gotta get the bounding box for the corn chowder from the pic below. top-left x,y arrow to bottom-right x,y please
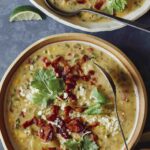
6,42 -> 137,150
49,0 -> 144,22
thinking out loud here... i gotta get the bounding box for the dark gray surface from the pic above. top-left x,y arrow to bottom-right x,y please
0,0 -> 150,149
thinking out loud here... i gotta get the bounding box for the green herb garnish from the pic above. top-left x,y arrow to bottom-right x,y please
15,118 -> 20,129
64,139 -> 81,150
64,136 -> 99,150
84,87 -> 107,115
30,69 -> 64,107
106,0 -> 127,13
84,104 -> 102,115
90,87 -> 107,104
81,136 -> 99,150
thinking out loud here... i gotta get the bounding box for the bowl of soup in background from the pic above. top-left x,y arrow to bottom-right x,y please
0,33 -> 147,150
30,0 -> 150,32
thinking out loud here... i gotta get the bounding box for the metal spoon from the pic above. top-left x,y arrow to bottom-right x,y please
94,62 -> 128,150
44,0 -> 150,33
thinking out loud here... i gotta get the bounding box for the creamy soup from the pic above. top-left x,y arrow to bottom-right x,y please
6,42 -> 136,150
49,0 -> 144,22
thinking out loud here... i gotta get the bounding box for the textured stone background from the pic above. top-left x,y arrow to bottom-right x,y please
0,0 -> 150,149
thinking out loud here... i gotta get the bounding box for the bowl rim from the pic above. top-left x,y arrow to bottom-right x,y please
0,33 -> 147,150
30,0 -> 150,32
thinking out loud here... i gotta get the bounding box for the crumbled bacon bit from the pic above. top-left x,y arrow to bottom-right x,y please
90,133 -> 98,141
42,57 -> 51,67
22,117 -> 46,129
94,0 -> 105,10
64,106 -> 73,117
67,92 -> 77,101
88,70 -> 95,76
20,111 -> 25,118
64,106 -> 73,123
81,75 -> 90,81
47,105 -> 60,121
76,0 -> 86,4
42,57 -> 48,63
82,55 -> 90,62
34,118 -> 47,127
55,117 -> 71,139
22,118 -> 34,129
87,47 -> 94,52
67,53 -> 72,56
89,122 -> 100,128
38,123 -> 54,141
67,118 -> 85,133
74,107 -> 85,113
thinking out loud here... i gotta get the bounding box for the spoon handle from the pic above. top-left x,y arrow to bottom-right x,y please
94,62 -> 129,150
82,9 -> 150,33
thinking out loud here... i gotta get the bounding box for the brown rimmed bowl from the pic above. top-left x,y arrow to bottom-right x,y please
0,33 -> 147,150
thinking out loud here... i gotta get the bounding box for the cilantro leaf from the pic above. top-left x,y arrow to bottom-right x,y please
64,139 -> 81,150
81,136 -> 99,150
90,87 -> 107,104
84,104 -> 102,115
48,78 -> 65,93
84,88 -> 107,115
31,91 -> 54,107
64,136 -> 99,150
106,0 -> 127,13
30,69 -> 64,106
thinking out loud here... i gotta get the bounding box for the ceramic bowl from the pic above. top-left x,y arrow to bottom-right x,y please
30,0 -> 150,32
0,33 -> 147,149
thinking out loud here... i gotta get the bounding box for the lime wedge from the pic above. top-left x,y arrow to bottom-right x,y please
9,5 -> 45,22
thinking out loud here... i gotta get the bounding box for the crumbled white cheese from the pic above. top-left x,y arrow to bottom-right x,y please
20,86 -> 39,99
83,131 -> 92,137
61,102 -> 67,110
40,129 -> 44,133
70,112 -> 81,118
24,128 -> 31,135
37,111 -> 43,116
48,118 -> 63,129
83,62 -> 94,74
66,129 -> 72,135
49,121 -> 61,129
19,86 -> 26,97
22,108 -> 27,113
82,115 -> 98,123
29,65 -> 34,71
31,87 -> 39,93
41,115 -> 47,120
63,92 -> 68,99
26,87 -> 39,101
82,115 -> 119,136
98,116 -> 119,136
55,118 -> 61,126
79,86 -> 85,96
57,134 -> 67,145
76,85 -> 87,101
26,93 -> 32,101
